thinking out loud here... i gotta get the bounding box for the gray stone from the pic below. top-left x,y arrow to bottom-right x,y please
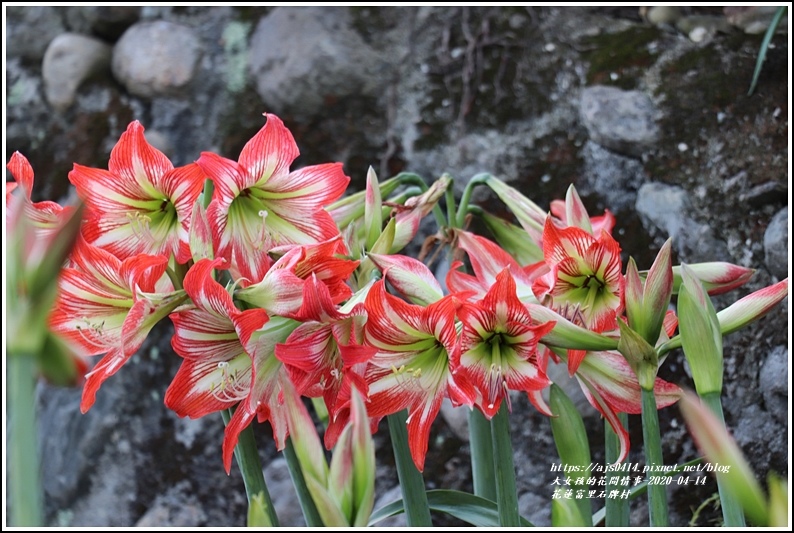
112,21 -> 202,98
143,130 -> 175,160
372,485 -> 407,527
635,182 -> 690,240
62,6 -> 140,41
581,140 -> 646,213
580,86 -> 660,157
248,7 -> 380,117
518,491 -> 551,527
759,346 -> 788,424
644,6 -> 682,27
763,207 -> 788,279
725,7 -> 786,35
6,6 -> 66,62
439,399 -> 469,441
733,405 -> 786,476
675,15 -> 733,36
135,482 -> 207,526
264,458 -> 305,527
43,33 -> 112,112
635,182 -> 729,262
740,181 -> 787,207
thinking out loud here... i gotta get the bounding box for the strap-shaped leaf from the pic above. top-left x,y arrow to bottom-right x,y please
368,489 -> 535,527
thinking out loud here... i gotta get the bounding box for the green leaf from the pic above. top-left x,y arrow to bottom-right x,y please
368,490 -> 534,527
748,6 -> 787,95
549,385 -> 592,526
552,496 -> 588,527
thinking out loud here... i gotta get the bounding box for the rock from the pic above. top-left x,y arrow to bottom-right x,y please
264,458 -> 305,527
6,6 -> 66,63
740,181 -> 788,207
62,6 -> 140,41
733,405 -> 786,476
643,6 -> 682,27
372,485 -> 407,527
580,86 -> 660,157
42,33 -> 112,112
112,21 -> 202,98
143,130 -> 175,159
248,7 -> 380,117
675,15 -> 733,37
581,140 -> 646,213
135,482 -> 207,526
635,182 -> 728,261
759,346 -> 788,424
439,399 -> 469,441
725,6 -> 788,35
763,207 -> 788,279
518,491 -> 551,527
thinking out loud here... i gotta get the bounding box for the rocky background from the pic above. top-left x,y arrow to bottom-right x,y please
5,6 -> 789,527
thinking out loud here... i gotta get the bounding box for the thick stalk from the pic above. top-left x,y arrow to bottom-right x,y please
387,411 -> 432,526
221,409 -> 279,527
701,392 -> 746,526
490,403 -> 521,526
8,355 -> 43,526
283,438 -> 323,527
468,408 -> 497,501
455,173 -> 490,227
641,388 -> 669,526
605,413 -> 630,527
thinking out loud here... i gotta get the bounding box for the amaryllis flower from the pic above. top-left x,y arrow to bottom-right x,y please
275,275 -> 374,426
49,240 -> 184,412
6,151 -> 72,236
549,184 -> 616,236
164,258 -> 268,419
237,237 -> 359,317
456,269 -> 556,419
447,229 -> 546,304
363,280 -> 475,471
197,114 -> 350,284
68,121 -> 205,263
532,217 -> 624,373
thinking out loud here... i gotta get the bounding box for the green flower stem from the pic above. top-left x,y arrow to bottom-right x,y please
283,438 -> 323,527
387,411 -> 432,526
700,392 -> 747,527
8,355 -> 43,527
221,409 -> 279,527
445,181 -> 457,229
605,413 -> 630,527
490,403 -> 521,526
455,173 -> 491,228
468,408 -> 497,501
641,388 -> 669,526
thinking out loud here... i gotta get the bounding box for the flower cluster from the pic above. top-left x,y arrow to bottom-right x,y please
7,114 -> 787,526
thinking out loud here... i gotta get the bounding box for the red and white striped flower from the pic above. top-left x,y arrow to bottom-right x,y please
363,280 -> 475,471
164,258 -> 268,420
447,229 -> 545,304
456,269 -> 556,419
68,121 -> 205,263
533,217 -> 625,374
275,275 -> 374,423
49,240 -> 183,412
197,114 -> 350,284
